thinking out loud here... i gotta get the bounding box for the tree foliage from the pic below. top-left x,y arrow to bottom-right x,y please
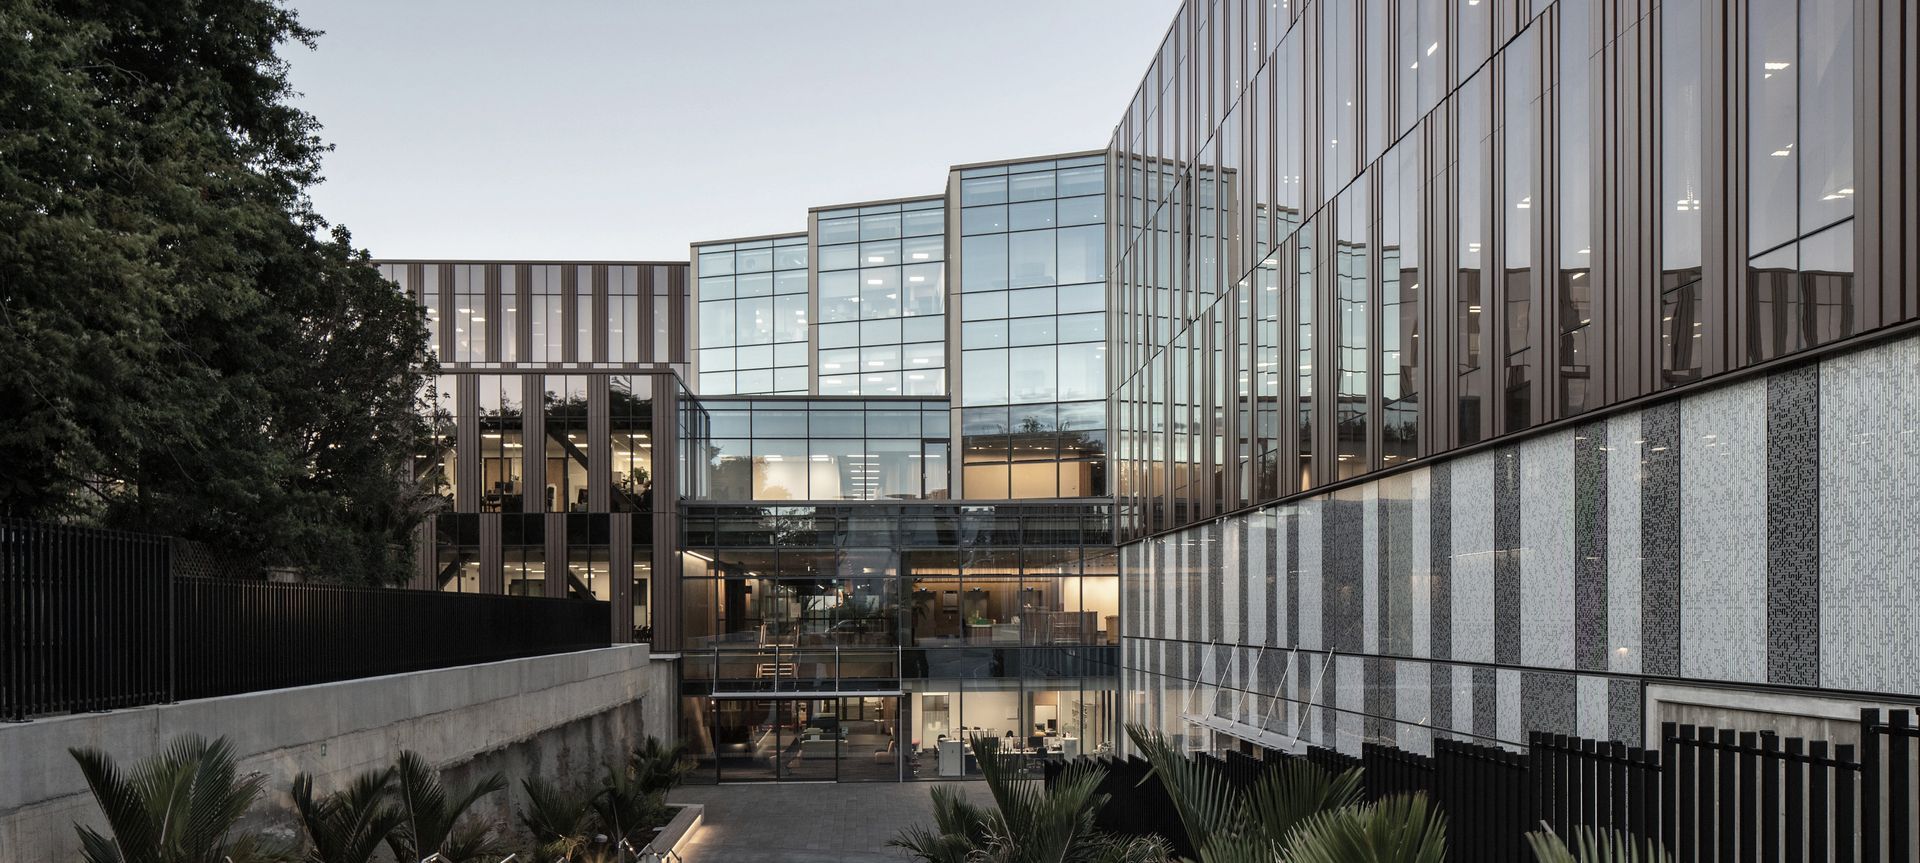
0,0 -> 432,583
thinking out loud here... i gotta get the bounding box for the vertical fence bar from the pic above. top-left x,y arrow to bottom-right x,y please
1761,733 -> 1780,863
1668,722 -> 1686,860
1888,711 -> 1910,863
1696,725 -> 1716,862
1740,730 -> 1760,863
1719,729 -> 1739,863
1860,710 -> 1880,863
1835,743 -> 1856,863
1811,739 -> 1832,863
1609,741 -> 1628,835
1786,737 -> 1806,863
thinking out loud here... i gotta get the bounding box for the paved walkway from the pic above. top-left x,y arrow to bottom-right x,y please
669,781 -> 993,862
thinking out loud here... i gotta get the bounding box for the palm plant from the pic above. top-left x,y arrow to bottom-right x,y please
627,735 -> 694,796
588,762 -> 670,854
384,751 -> 507,863
68,735 -> 291,863
890,734 -> 1173,863
1526,825 -> 1673,863
1126,724 -> 1446,863
517,775 -> 611,863
291,766 -> 404,863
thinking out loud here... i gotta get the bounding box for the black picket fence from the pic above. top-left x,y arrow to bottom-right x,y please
1047,709 -> 1920,862
3,519 -> 610,720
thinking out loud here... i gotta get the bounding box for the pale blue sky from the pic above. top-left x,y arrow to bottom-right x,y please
286,1 -> 1172,262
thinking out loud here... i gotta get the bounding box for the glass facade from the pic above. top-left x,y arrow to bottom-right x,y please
815,199 -> 947,397
676,502 -> 1118,780
694,399 -> 950,501
953,155 -> 1109,499
694,235 -> 809,395
1110,0 -> 1883,541
677,155 -> 1117,782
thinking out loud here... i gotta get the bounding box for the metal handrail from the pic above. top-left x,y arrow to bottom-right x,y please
706,643 -> 904,695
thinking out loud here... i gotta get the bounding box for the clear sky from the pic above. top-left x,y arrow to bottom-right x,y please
284,1 -> 1173,262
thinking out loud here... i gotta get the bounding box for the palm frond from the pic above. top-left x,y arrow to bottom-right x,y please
292,766 -> 400,863
1125,724 -> 1246,845
1526,824 -> 1672,863
69,735 -> 270,863
1243,757 -> 1363,851
1284,792 -> 1448,863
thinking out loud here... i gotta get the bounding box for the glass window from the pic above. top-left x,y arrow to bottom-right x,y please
1057,225 -> 1104,284
1009,170 -> 1055,201
903,262 -> 944,316
1007,346 -> 1056,403
735,247 -> 772,273
819,217 -> 859,245
1056,166 -> 1103,197
700,301 -> 735,350
902,315 -> 944,343
861,318 -> 903,345
961,236 -> 1009,292
1008,287 -> 1055,319
963,205 -> 1009,235
962,349 -> 1009,406
964,320 -> 1009,349
752,439 -> 808,500
774,243 -> 808,270
774,294 -> 807,343
1057,343 -> 1105,401
697,251 -> 735,276
819,244 -> 859,271
735,272 -> 772,298
962,291 -> 1009,322
1009,200 -> 1056,231
819,322 -> 859,349
1009,316 -> 1056,346
1749,0 -> 1797,254
1056,283 -> 1103,315
1798,0 -> 1853,232
903,209 -> 944,237
860,240 -> 901,267
902,235 -> 944,263
1058,312 -> 1104,343
960,176 -> 1008,206
1057,195 -> 1103,226
1008,232 -> 1057,288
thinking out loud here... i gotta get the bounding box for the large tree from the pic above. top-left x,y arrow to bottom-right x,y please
0,0 -> 433,583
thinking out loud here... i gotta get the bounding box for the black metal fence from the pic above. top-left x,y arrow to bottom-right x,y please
2,520 -> 172,720
1050,709 -> 1920,861
3,519 -> 609,720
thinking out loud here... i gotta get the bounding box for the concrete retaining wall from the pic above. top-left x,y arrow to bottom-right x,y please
0,644 -> 679,861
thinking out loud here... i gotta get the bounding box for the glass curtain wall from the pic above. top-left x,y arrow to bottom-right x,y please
1106,0 -> 1867,541
816,199 -> 947,397
695,236 -> 810,395
955,156 -> 1108,499
697,399 -> 950,501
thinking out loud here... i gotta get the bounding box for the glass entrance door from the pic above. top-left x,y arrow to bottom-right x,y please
712,696 -> 903,782
712,699 -> 779,782
781,699 -> 836,781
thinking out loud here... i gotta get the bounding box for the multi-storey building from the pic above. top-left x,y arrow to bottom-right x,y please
385,0 -> 1920,783
677,154 -> 1121,782
1113,0 -> 1920,758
